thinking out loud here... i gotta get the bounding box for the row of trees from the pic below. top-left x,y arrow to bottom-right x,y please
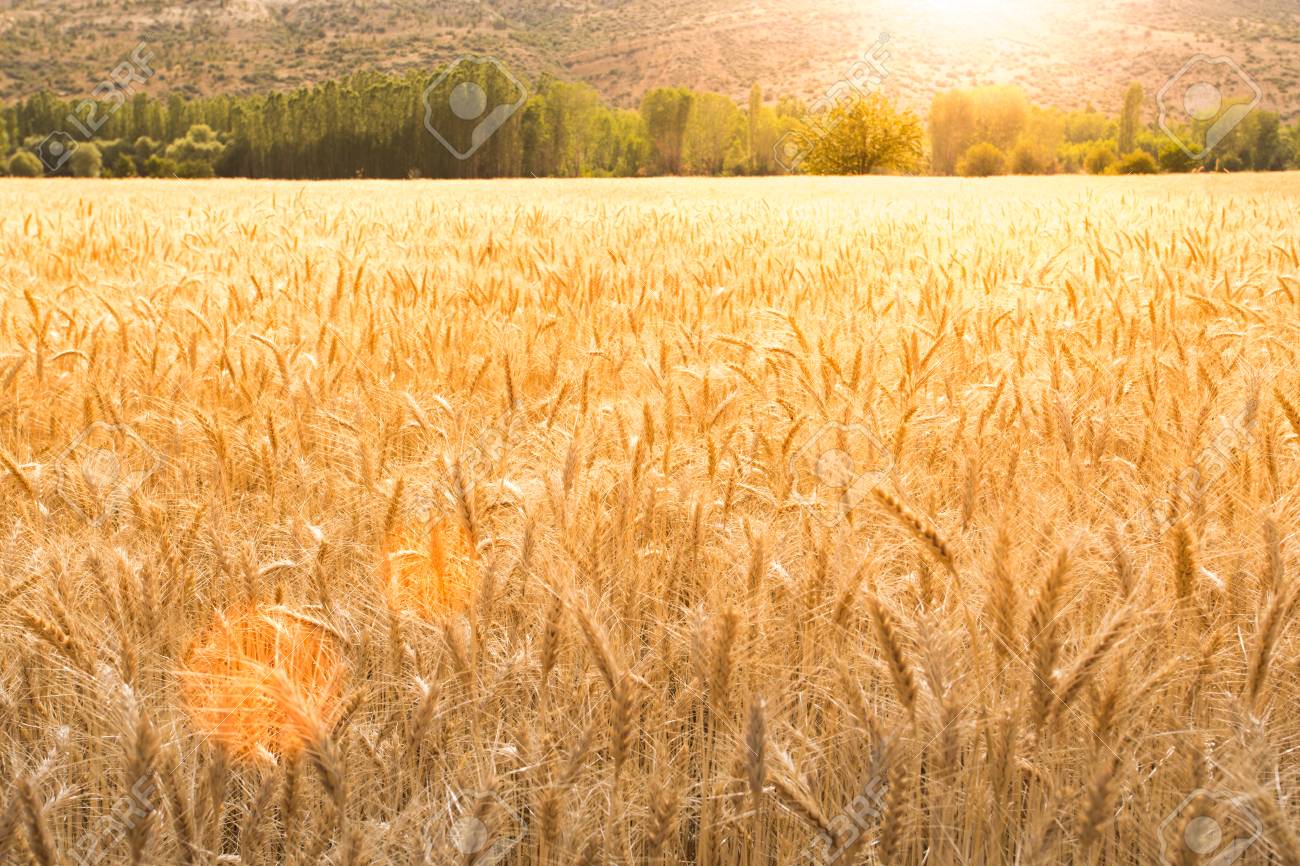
929,82 -> 1296,176
1,65 -> 1297,178
0,72 -> 806,179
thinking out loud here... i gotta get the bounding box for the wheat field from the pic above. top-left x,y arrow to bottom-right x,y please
2,176 -> 1300,866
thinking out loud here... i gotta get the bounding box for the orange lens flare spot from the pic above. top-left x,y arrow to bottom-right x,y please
380,515 -> 479,618
180,606 -> 345,764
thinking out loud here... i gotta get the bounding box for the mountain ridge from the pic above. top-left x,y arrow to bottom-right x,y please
2,0 -> 1297,119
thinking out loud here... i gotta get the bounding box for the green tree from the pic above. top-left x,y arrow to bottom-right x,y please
747,83 -> 762,174
1084,142 -> 1117,174
1023,107 -> 1064,170
134,136 -> 159,160
640,88 -> 693,174
598,109 -> 650,176
109,153 -> 138,177
68,142 -> 103,177
1117,82 -> 1143,156
801,94 -> 923,176
1063,108 -> 1115,144
928,89 -> 976,175
1009,140 -> 1044,174
165,124 -> 226,170
971,86 -> 1029,150
957,142 -> 1006,177
144,154 -> 179,177
521,78 -> 610,177
7,150 -> 42,177
929,86 -> 1030,175
747,99 -> 782,175
1157,140 -> 1197,173
1232,111 -> 1286,171
684,92 -> 743,175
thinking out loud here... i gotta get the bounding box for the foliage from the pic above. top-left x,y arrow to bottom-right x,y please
67,142 -> 103,178
108,153 -> 138,177
684,92 -> 743,175
7,149 -> 41,176
164,124 -> 225,170
641,87 -> 694,175
928,89 -> 977,176
144,154 -> 179,178
1009,140 -> 1045,175
1112,150 -> 1158,174
800,94 -> 924,176
1117,82 -> 1143,156
0,66 -> 1296,180
958,142 -> 1006,177
1085,142 -> 1117,175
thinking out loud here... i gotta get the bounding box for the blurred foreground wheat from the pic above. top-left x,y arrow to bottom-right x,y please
2,176 -> 1300,865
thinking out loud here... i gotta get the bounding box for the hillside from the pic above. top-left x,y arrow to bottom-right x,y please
1,0 -> 1297,118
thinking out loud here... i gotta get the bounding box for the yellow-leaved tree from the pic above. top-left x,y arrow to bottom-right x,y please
801,93 -> 924,175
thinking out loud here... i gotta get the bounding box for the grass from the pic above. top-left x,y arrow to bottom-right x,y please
1,174 -> 1299,865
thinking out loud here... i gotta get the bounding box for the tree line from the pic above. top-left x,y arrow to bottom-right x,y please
1,64 -> 1297,178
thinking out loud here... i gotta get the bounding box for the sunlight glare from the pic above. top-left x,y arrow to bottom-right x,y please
917,0 -> 1042,35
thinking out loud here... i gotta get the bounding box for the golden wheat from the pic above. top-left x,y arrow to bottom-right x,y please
0,175 -> 1299,865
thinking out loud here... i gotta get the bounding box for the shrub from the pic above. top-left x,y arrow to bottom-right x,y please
7,150 -> 43,177
1009,141 -> 1045,175
1158,141 -> 1198,173
1113,150 -> 1158,175
68,142 -> 103,178
1084,142 -> 1117,175
957,142 -> 1006,177
144,155 -> 179,178
165,124 -> 226,170
109,153 -> 138,177
175,159 -> 216,179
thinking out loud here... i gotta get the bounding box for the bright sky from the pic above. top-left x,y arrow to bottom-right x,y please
913,0 -> 1046,35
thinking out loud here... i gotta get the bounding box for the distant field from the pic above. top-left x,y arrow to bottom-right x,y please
2,176 -> 1300,865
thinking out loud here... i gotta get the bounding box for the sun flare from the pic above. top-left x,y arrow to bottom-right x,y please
915,0 -> 1044,34
180,606 -> 347,764
380,515 -> 480,619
